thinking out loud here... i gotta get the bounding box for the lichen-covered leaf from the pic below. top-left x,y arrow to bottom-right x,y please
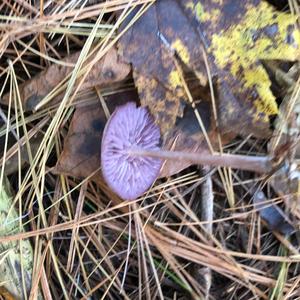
133,72 -> 186,134
183,0 -> 300,136
120,0 -> 300,137
119,0 -> 207,133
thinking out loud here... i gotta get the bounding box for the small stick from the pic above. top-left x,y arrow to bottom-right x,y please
200,166 -> 213,299
129,149 -> 273,174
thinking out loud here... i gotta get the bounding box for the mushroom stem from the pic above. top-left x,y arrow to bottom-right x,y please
128,149 -> 273,174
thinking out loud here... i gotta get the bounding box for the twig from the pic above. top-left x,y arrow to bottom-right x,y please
200,166 -> 213,299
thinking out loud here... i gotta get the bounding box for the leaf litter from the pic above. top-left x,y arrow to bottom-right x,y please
0,0 -> 300,299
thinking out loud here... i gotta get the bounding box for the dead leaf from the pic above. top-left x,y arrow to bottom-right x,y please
119,0 -> 300,137
1,46 -> 130,111
54,90 -> 139,180
118,0 -> 207,133
2,135 -> 43,176
183,0 -> 300,137
160,102 -> 211,177
133,72 -> 186,134
54,102 -> 104,180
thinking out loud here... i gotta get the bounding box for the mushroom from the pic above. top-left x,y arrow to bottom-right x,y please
101,102 -> 162,200
101,102 -> 273,200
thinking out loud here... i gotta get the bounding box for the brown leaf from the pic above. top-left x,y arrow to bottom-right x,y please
160,103 -> 210,177
182,0 -> 300,137
1,46 -> 130,110
54,90 -> 139,180
119,2 -> 206,86
3,135 -> 43,176
119,0 -> 300,138
118,0 -> 207,133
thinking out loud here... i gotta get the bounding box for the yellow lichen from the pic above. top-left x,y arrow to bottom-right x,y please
244,66 -> 277,116
171,39 -> 190,64
209,1 -> 300,118
169,70 -> 182,89
185,2 -> 211,22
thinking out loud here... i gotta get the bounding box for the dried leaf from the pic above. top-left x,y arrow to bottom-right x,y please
133,72 -> 186,134
183,0 -> 300,136
119,0 -> 300,137
1,46 -> 130,110
2,136 -> 43,176
160,103 -> 211,177
54,90 -> 139,179
119,0 -> 207,133
54,102 -> 104,179
160,102 -> 235,177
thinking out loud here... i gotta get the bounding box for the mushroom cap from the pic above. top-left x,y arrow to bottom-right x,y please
101,102 -> 162,200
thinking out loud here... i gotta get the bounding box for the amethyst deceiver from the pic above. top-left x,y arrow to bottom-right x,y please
101,102 -> 162,200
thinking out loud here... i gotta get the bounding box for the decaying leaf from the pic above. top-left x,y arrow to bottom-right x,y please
119,0 -> 207,133
54,90 -> 139,180
0,177 -> 42,299
1,46 -> 130,110
183,0 -> 300,137
160,102 -> 234,177
133,72 -> 186,134
119,0 -> 300,137
160,103 -> 210,177
54,102 -> 104,180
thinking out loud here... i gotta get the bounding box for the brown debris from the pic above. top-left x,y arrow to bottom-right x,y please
1,46 -> 130,111
53,90 -> 139,180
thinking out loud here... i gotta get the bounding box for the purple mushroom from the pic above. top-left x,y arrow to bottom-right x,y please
101,102 -> 162,200
101,103 -> 273,200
